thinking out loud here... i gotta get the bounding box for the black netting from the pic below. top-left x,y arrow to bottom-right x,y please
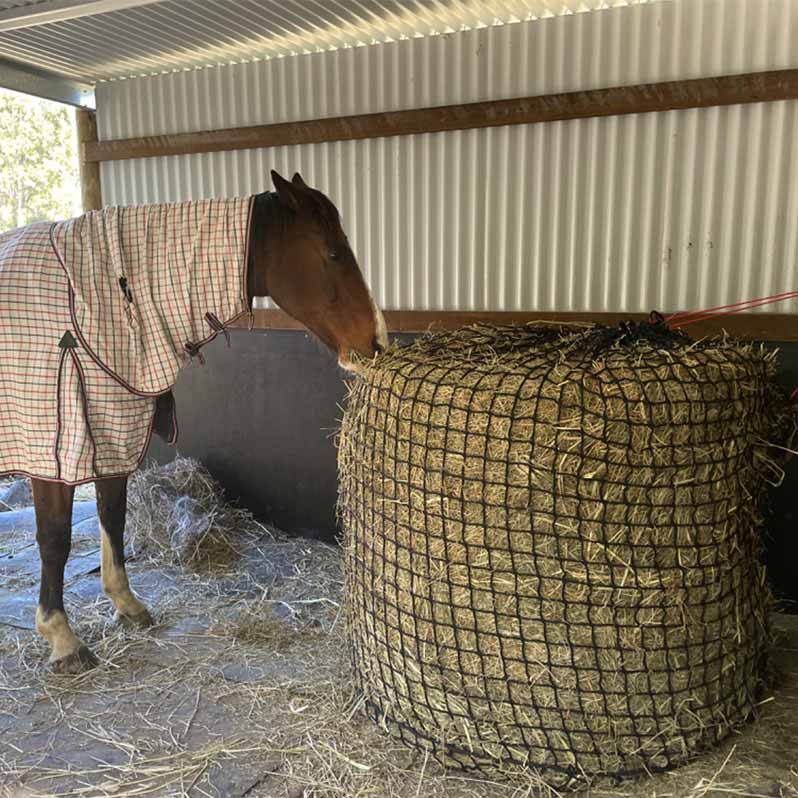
338,320 -> 790,789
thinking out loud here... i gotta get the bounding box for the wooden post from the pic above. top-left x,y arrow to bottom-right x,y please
75,109 -> 102,211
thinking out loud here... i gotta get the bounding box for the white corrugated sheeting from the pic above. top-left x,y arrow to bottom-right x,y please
97,0 -> 798,314
0,0 -> 655,83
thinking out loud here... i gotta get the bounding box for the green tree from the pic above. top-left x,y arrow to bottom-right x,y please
0,88 -> 81,232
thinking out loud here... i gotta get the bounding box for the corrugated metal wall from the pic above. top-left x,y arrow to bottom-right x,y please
97,0 -> 798,314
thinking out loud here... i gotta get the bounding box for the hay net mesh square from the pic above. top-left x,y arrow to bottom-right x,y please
338,320 -> 790,788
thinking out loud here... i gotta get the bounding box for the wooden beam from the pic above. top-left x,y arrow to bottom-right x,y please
232,310 -> 798,342
75,109 -> 102,211
85,69 -> 798,164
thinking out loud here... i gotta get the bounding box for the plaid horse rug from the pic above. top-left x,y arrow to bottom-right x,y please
0,197 -> 253,484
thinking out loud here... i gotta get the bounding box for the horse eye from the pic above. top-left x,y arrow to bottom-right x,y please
329,251 -> 340,261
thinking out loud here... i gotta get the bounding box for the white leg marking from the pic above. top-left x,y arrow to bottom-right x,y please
100,522 -> 148,619
36,607 -> 81,663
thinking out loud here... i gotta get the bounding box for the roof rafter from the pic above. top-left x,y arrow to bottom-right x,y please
0,56 -> 94,106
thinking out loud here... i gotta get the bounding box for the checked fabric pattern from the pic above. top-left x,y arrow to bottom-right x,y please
0,198 -> 253,484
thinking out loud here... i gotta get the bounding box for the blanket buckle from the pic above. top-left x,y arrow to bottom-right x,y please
205,312 -> 231,348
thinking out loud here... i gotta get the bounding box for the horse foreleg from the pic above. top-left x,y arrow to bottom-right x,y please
96,476 -> 153,627
32,479 -> 98,673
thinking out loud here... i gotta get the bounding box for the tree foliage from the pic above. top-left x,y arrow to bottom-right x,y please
0,89 -> 81,232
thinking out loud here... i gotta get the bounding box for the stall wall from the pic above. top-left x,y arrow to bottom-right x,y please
97,0 -> 798,315
96,0 -> 798,580
149,333 -> 798,607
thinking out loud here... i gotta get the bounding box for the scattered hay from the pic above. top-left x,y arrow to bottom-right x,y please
126,455 -> 263,569
219,600 -> 321,649
226,609 -> 300,647
339,321 -> 793,789
0,456 -> 797,797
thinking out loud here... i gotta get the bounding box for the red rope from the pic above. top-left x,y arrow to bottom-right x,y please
665,290 -> 798,328
663,291 -> 798,402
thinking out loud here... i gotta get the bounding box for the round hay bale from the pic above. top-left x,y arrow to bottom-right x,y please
338,321 -> 788,788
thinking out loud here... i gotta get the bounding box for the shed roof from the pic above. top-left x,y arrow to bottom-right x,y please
0,0 -> 657,107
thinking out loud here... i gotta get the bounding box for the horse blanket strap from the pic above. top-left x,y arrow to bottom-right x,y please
50,196 -> 253,395
0,197 -> 254,484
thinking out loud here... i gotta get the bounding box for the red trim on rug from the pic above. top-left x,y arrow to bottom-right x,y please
52,345 -> 68,481
0,399 -> 159,487
69,348 -> 99,477
168,396 -> 179,446
48,200 -> 255,399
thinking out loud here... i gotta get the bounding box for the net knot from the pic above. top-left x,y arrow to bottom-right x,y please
584,311 -> 689,355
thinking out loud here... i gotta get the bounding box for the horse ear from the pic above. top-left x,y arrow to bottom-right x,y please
271,169 -> 299,210
291,172 -> 308,189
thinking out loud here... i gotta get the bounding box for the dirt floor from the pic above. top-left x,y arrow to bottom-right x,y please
0,478 -> 796,798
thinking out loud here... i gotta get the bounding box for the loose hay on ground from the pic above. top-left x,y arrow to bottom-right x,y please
339,321 -> 795,789
126,456 -> 265,569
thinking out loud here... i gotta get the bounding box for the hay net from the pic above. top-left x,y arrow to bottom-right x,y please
338,320 -> 790,788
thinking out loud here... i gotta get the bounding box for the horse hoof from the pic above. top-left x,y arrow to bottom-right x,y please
50,645 -> 98,674
116,608 -> 155,629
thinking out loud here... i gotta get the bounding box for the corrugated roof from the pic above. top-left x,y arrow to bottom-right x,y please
0,0 -> 658,87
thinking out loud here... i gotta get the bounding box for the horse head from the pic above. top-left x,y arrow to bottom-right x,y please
248,170 -> 387,369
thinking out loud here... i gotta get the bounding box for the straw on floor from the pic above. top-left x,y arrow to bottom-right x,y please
338,320 -> 792,789
126,456 -> 262,569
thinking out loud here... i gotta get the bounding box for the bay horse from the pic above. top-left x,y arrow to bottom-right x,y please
14,170 -> 386,673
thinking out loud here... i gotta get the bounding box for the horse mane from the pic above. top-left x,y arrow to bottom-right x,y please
251,189 -> 342,240
247,188 -> 343,300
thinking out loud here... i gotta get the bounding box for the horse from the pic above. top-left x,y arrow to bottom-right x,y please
1,170 -> 386,673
